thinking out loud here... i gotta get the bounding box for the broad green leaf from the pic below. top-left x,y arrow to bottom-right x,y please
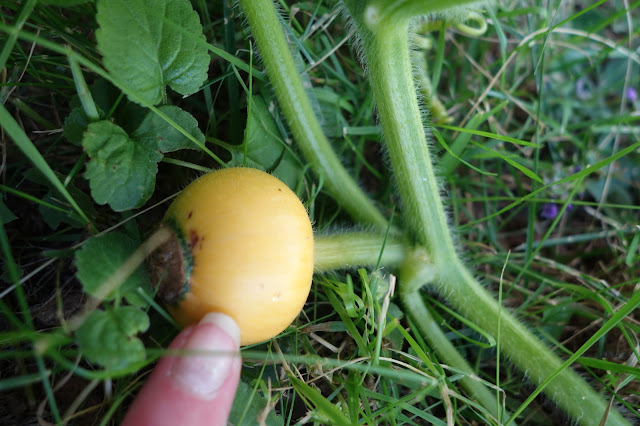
75,232 -> 151,307
229,381 -> 283,426
226,97 -> 302,190
76,307 -> 149,370
63,107 -> 90,146
95,0 -> 209,105
83,121 -> 162,211
40,191 -> 84,229
133,105 -> 204,152
541,303 -> 574,341
20,169 -> 98,228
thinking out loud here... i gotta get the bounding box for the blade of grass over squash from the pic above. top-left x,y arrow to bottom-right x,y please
290,376 -> 354,426
0,105 -> 94,229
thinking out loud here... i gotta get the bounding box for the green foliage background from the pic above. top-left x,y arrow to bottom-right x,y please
0,0 -> 638,424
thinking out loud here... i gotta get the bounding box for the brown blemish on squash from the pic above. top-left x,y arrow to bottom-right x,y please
189,229 -> 200,250
147,224 -> 187,304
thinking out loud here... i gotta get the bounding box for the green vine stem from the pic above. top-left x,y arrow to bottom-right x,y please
69,54 -> 100,122
314,232 -> 407,272
339,2 -> 629,425
238,0 -> 389,231
399,287 -> 505,422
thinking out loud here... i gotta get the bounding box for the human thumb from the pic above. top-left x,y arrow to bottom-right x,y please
122,313 -> 242,426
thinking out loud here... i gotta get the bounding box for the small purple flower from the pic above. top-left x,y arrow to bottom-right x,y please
627,87 -> 638,103
541,202 -> 574,219
540,203 -> 559,220
575,78 -> 591,101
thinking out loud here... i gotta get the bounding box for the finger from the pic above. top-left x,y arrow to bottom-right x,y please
122,313 -> 242,426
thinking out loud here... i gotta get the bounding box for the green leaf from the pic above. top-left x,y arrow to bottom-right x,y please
24,171 -> 98,229
228,381 -> 283,426
40,191 -> 84,229
313,87 -> 351,138
76,307 -> 149,370
63,107 -> 90,146
75,232 -> 151,307
225,97 -> 302,190
133,105 -> 204,152
83,120 -> 162,211
0,199 -> 17,225
95,0 -> 209,105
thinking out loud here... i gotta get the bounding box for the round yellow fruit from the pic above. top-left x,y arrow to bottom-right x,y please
153,167 -> 314,346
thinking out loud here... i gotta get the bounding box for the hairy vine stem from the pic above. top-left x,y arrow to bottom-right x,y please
238,0 -> 389,231
339,2 -> 629,425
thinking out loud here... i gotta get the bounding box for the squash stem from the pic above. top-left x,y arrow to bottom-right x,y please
314,232 -> 408,273
238,0 -> 389,231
